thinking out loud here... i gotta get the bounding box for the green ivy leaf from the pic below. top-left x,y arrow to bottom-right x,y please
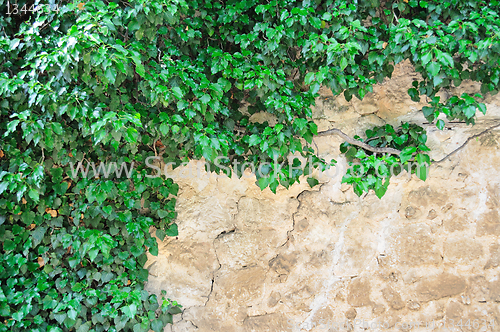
28,189 -> 40,202
427,62 -> 441,76
248,135 -> 261,146
121,304 -> 137,319
257,176 -> 269,190
340,57 -> 348,70
52,123 -> 63,135
102,206 -> 113,215
422,106 -> 434,119
478,103 -> 487,115
200,94 -> 211,104
306,177 -> 319,188
415,153 -> 430,181
125,127 -> 139,143
304,72 -> 315,85
105,66 -> 118,84
436,119 -> 445,130
400,146 -> 416,163
151,319 -> 164,332
76,322 -> 92,332
159,123 -> 170,135
149,242 -> 159,256
421,52 -> 432,65
166,223 -> 178,237
157,210 -> 169,218
440,52 -> 454,67
172,87 -> 184,99
135,63 -> 145,77
156,229 -> 166,241
0,182 -> 8,195
463,105 -> 476,119
32,226 -> 47,247
374,179 -> 389,199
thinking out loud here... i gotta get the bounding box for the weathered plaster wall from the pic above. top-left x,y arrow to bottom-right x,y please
145,61 -> 500,332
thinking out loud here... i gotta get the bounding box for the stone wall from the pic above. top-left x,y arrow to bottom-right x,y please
145,61 -> 500,332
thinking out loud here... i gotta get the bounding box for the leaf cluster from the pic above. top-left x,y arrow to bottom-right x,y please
340,123 -> 431,198
0,133 -> 180,331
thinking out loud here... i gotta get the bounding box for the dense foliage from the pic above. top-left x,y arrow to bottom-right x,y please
341,123 -> 431,198
1,0 -> 500,330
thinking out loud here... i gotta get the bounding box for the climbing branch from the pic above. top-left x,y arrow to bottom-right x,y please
434,121 -> 500,164
316,128 -> 402,155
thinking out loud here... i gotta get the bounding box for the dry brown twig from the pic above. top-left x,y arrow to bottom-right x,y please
316,128 -> 402,155
433,121 -> 500,164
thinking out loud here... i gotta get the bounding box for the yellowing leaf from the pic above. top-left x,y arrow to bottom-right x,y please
45,208 -> 57,218
37,257 -> 45,267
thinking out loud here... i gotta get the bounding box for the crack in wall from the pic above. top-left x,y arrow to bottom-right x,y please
202,195 -> 245,308
204,277 -> 216,306
279,189 -> 310,249
173,195 -> 245,330
205,228 -> 227,306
